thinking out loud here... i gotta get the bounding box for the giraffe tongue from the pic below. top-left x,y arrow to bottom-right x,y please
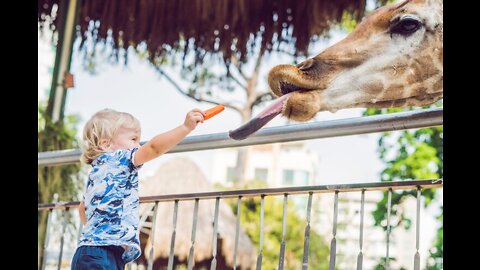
229,93 -> 292,140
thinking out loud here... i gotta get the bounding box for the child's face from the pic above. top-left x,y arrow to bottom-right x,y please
110,127 -> 141,151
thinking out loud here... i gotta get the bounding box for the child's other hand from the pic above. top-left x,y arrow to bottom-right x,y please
184,109 -> 205,131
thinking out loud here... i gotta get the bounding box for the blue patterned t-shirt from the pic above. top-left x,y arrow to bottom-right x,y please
78,148 -> 142,263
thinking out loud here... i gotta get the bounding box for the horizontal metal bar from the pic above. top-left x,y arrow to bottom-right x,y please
38,108 -> 443,166
38,179 -> 443,211
38,148 -> 82,166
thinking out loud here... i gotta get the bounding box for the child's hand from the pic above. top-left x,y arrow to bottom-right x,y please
184,109 -> 205,131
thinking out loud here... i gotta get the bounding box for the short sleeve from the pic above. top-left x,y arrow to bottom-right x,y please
130,147 -> 143,172
106,148 -> 143,174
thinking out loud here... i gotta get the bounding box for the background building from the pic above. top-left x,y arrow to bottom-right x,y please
212,142 -> 320,188
211,143 -> 433,269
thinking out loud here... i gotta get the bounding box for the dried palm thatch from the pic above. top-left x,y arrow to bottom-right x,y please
138,157 -> 256,269
38,0 -> 367,65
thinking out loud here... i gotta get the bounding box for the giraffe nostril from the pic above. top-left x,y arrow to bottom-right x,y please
296,59 -> 314,71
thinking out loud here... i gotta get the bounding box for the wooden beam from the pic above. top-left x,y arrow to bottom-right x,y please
46,0 -> 80,122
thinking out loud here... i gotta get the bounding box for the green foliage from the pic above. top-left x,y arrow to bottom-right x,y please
340,11 -> 359,32
426,209 -> 443,270
374,0 -> 398,7
364,104 -> 443,269
373,257 -> 407,270
38,102 -> 83,265
222,181 -> 330,270
38,103 -> 83,204
338,0 -> 399,33
180,63 -> 237,100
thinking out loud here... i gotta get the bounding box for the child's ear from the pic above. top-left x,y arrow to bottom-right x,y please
100,138 -> 110,149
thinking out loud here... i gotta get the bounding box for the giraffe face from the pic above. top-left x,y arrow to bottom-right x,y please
268,0 -> 443,121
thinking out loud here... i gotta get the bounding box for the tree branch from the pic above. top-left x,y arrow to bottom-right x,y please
250,91 -> 275,110
273,48 -> 297,58
230,54 -> 249,81
153,65 -> 242,113
253,44 -> 267,74
255,91 -> 274,100
229,73 -> 247,90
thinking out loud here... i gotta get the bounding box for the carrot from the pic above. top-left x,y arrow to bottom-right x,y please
204,104 -> 225,120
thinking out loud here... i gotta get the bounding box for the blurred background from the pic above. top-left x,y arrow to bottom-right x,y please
38,0 -> 443,269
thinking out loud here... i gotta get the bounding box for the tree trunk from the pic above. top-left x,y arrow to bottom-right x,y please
235,148 -> 250,184
38,167 -> 51,270
235,58 -> 262,184
38,211 -> 48,270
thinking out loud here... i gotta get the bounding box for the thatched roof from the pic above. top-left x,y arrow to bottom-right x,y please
139,157 -> 256,269
38,0 -> 368,65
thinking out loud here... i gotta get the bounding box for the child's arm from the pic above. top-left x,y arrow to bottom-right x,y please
79,201 -> 87,225
133,109 -> 205,166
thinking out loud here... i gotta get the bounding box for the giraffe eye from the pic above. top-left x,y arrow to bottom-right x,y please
390,15 -> 422,36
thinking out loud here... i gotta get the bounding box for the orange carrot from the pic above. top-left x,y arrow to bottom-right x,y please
204,105 -> 225,120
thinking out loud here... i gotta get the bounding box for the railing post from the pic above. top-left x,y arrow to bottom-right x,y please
233,196 -> 242,270
385,188 -> 392,269
256,195 -> 265,270
302,192 -> 313,270
356,190 -> 365,270
147,202 -> 159,270
41,209 -> 53,270
414,187 -> 422,270
329,191 -> 339,270
278,194 -> 288,270
187,198 -> 199,270
57,208 -> 69,270
167,200 -> 179,270
210,197 -> 220,270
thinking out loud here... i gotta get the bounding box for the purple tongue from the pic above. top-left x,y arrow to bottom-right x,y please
229,93 -> 292,140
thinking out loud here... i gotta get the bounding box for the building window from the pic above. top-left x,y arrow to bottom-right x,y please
282,170 -> 310,186
226,167 -> 236,183
296,171 -> 309,186
282,169 -> 294,185
254,168 -> 268,182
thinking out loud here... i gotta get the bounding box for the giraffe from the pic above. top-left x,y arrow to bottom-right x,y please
230,0 -> 443,140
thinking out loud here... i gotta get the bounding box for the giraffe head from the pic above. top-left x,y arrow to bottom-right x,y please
229,0 -> 443,140
269,0 -> 443,121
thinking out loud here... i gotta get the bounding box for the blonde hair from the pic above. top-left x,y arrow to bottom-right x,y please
81,109 -> 141,164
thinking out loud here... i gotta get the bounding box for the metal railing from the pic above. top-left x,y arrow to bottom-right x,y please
38,108 -> 442,166
38,108 -> 443,269
38,180 -> 443,270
